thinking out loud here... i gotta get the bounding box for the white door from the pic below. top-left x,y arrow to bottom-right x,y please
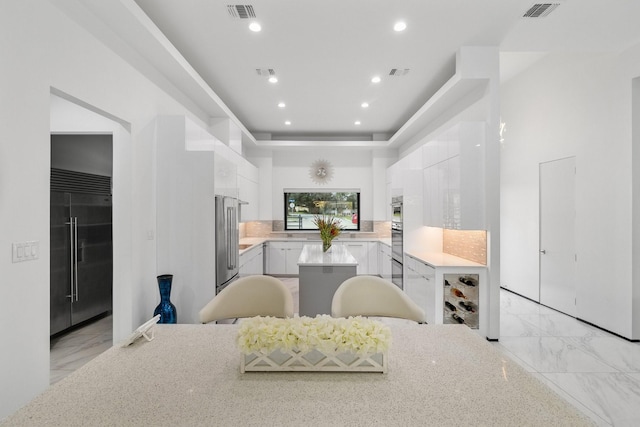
539,157 -> 576,316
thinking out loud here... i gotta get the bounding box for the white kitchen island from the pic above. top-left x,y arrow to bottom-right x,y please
297,243 -> 357,316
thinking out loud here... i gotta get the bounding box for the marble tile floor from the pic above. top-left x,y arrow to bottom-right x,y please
493,289 -> 640,427
49,280 -> 640,426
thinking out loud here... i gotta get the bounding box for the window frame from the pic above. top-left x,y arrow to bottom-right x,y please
283,190 -> 361,231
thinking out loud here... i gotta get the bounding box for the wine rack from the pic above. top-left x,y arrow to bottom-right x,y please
443,273 -> 479,329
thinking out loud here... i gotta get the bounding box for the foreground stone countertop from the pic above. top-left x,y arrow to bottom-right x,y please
4,324 -> 591,426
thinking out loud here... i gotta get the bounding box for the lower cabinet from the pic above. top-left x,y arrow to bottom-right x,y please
265,240 -> 383,276
267,241 -> 304,275
340,242 -> 368,275
404,255 -> 436,324
367,242 -> 378,276
239,245 -> 264,277
378,242 -> 392,281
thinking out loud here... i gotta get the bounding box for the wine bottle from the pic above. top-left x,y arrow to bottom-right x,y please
445,301 -> 457,312
451,313 -> 465,324
459,276 -> 476,287
451,288 -> 466,299
458,301 -> 475,313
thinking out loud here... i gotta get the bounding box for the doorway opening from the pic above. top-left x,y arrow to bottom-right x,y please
50,134 -> 113,384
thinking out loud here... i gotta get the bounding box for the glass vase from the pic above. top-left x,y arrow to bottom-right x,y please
154,274 -> 177,324
322,240 -> 332,252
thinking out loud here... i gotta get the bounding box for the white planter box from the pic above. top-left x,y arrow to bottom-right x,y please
240,349 -> 387,373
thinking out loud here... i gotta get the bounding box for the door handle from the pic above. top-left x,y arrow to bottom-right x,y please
540,249 -> 546,254
74,217 -> 78,301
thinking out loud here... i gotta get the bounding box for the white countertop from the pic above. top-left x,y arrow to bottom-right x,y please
239,236 -> 390,254
405,250 -> 486,268
297,243 -> 358,266
3,324 -> 590,426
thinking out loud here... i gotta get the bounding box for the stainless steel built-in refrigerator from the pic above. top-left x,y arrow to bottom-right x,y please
50,168 -> 113,336
215,195 -> 239,294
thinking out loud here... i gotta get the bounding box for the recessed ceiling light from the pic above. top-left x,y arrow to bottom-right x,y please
371,76 -> 381,84
268,76 -> 278,83
249,22 -> 261,32
393,21 -> 407,32
354,121 -> 361,126
278,102 -> 286,108
285,121 -> 291,125
361,102 -> 369,108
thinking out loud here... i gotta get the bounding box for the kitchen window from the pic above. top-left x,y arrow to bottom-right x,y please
284,190 -> 360,231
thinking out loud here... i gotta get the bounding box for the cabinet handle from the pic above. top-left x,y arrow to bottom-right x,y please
540,249 -> 546,254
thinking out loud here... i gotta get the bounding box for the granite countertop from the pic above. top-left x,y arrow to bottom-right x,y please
297,243 -> 358,266
3,324 -> 591,426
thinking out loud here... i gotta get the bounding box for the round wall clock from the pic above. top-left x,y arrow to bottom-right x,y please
309,159 -> 333,185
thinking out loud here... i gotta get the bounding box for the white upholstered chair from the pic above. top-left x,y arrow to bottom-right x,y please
199,275 -> 294,323
331,275 -> 426,323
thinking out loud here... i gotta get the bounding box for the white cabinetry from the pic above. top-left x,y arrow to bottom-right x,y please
214,151 -> 237,198
378,242 -> 392,281
267,241 -> 304,275
213,140 -> 259,221
266,240 -> 381,276
422,122 -> 485,230
237,159 -> 259,221
404,255 -> 436,324
239,245 -> 263,277
388,159 -> 404,199
340,242 -> 368,275
367,241 -> 378,276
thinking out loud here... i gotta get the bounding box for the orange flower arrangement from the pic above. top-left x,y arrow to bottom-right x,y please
313,214 -> 343,252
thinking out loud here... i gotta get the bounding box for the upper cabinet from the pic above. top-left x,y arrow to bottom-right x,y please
212,139 -> 260,221
213,151 -> 237,199
237,163 -> 259,222
422,122 -> 485,230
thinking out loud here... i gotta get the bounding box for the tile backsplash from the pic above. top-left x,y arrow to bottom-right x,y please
443,229 -> 487,265
245,221 -> 274,237
242,220 -> 391,238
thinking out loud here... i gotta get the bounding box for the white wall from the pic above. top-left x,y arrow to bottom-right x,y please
0,1 -> 210,419
501,47 -> 640,339
268,148 -> 386,222
156,116 -> 216,324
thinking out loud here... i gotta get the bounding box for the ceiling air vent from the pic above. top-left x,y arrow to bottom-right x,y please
523,3 -> 560,18
256,68 -> 276,76
389,68 -> 410,77
227,5 -> 256,19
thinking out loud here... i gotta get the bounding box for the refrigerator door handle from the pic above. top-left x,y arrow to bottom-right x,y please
65,218 -> 75,300
232,206 -> 238,269
226,207 -> 233,269
74,217 -> 79,302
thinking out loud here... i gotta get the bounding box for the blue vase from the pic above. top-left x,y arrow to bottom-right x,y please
154,274 -> 177,324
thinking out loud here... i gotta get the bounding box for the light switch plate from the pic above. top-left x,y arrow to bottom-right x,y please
12,241 -> 39,263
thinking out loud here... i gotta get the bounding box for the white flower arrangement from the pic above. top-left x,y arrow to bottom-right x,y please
237,315 -> 392,356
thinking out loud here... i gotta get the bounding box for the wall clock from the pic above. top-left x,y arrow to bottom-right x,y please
309,159 -> 333,185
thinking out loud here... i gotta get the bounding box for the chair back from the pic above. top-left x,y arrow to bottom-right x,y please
331,275 -> 426,323
199,275 -> 294,323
